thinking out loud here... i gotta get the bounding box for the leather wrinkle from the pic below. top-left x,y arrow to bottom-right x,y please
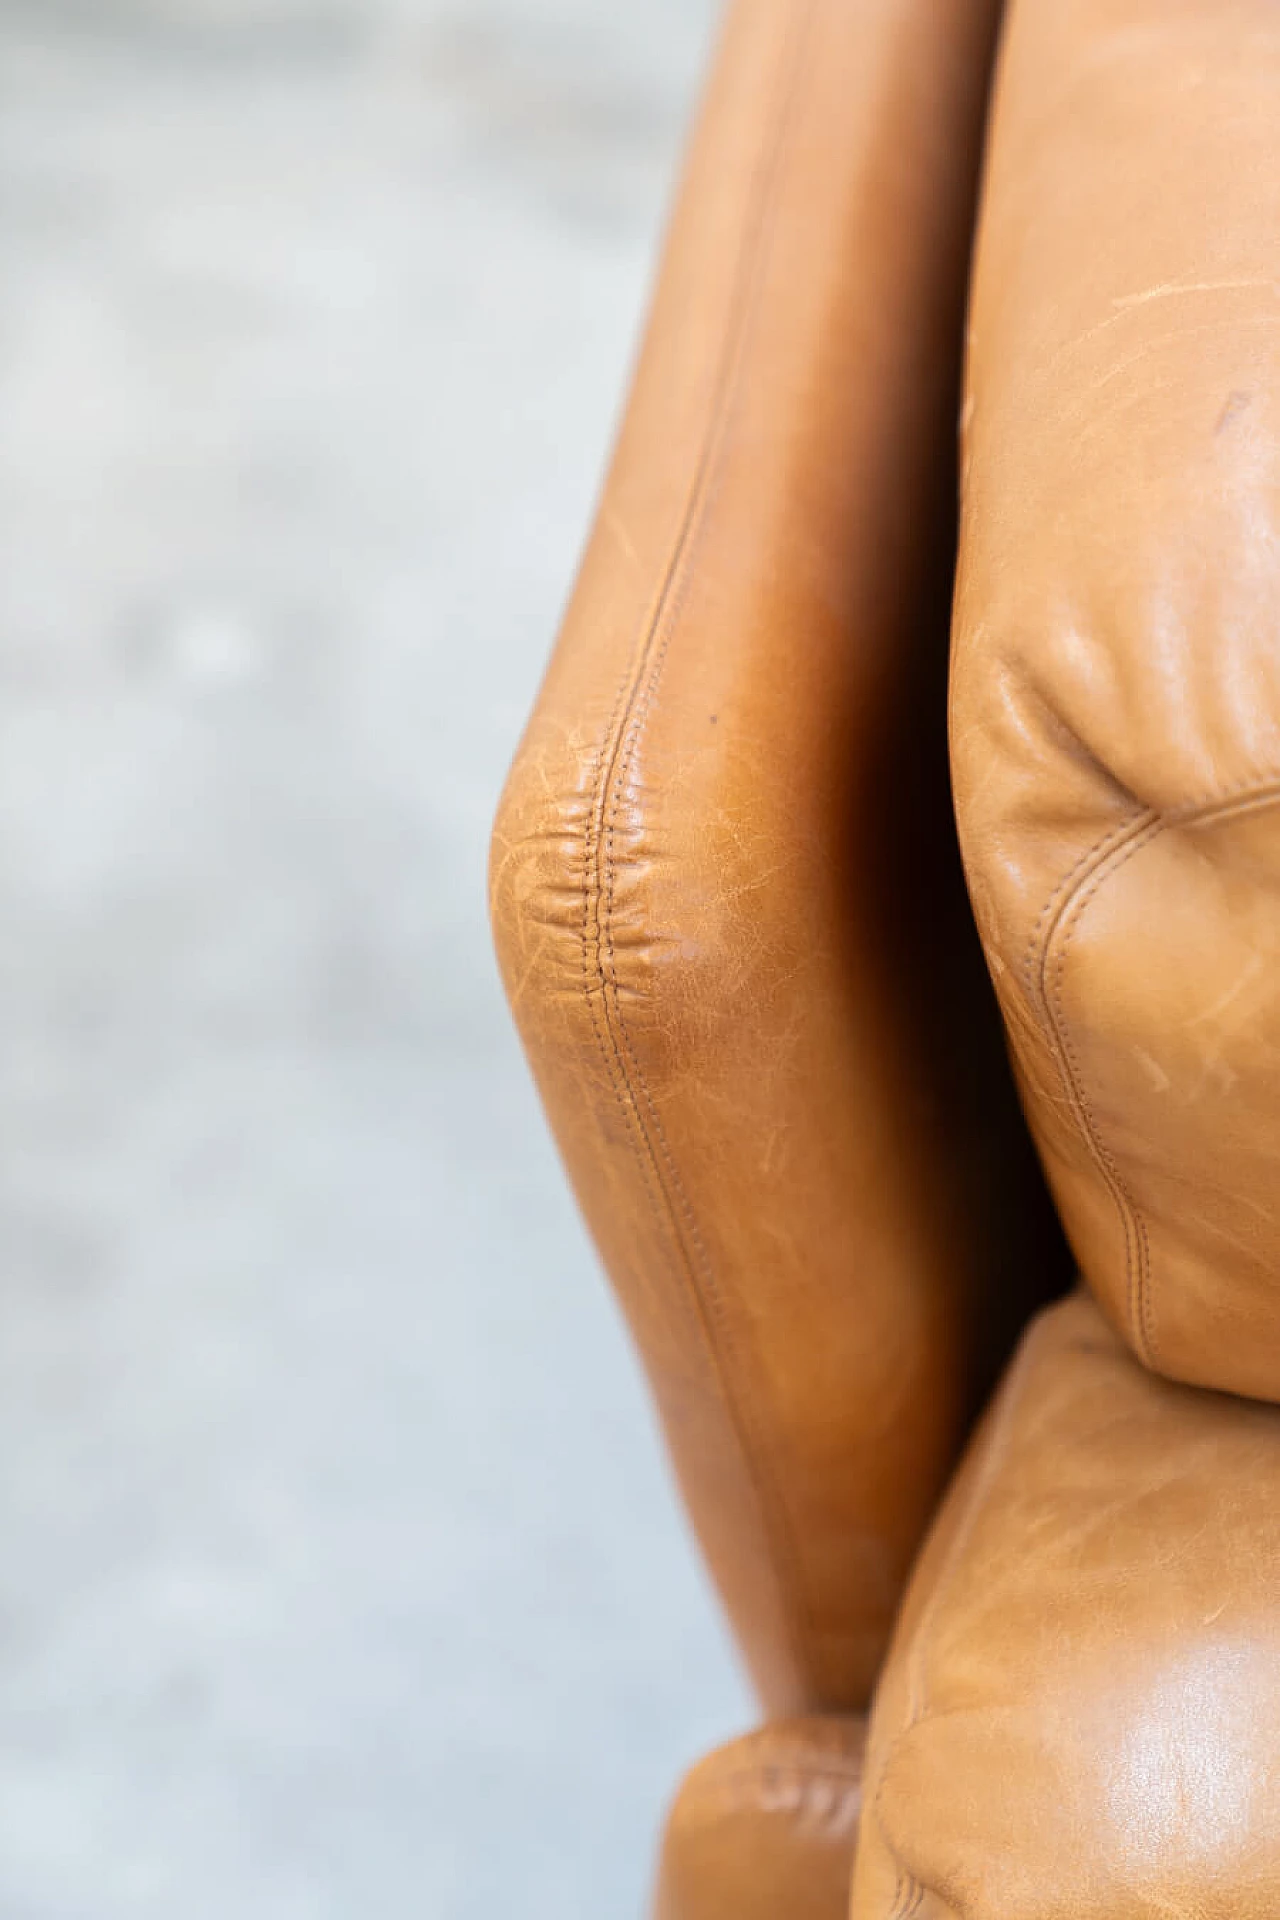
876,1311 -> 1055,1920
681,1763 -> 865,1805
1027,774 -> 1280,1379
577,0 -> 828,1701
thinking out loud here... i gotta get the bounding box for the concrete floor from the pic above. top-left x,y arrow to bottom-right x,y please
0,3 -> 747,1914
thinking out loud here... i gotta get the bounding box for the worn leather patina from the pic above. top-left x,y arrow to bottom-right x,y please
492,0 -> 1280,1913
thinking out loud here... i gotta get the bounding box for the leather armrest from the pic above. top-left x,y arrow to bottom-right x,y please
490,0 -> 1057,1713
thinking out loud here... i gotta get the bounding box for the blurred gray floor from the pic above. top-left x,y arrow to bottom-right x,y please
0,4 -> 747,1915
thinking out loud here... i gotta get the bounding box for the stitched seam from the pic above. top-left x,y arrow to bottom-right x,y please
1030,775 -> 1280,1370
1046,821 -> 1163,1361
601,57 -> 820,1677
577,14 -> 797,1267
1020,811 -> 1155,999
602,6 -> 823,1683
876,1312 -> 1056,1920
1033,812 -> 1159,1361
580,0 -> 824,1697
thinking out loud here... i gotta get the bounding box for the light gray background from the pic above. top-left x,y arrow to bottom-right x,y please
0,3 -> 747,1915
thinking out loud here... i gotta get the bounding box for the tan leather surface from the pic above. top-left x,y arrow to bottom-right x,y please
655,1716 -> 863,1920
951,0 -> 1280,1400
491,0 -> 1065,1715
850,1290 -> 1280,1917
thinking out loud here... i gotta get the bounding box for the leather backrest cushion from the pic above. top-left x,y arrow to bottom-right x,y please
952,0 -> 1280,1401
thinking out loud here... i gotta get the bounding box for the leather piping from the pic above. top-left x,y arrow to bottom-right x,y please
579,0 -> 825,1701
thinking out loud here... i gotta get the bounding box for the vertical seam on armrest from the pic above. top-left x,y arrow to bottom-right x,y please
579,0 -> 825,1701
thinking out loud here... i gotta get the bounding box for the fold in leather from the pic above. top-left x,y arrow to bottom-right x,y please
850,1292 -> 1280,1918
655,1716 -> 864,1920
491,0 -> 1060,1716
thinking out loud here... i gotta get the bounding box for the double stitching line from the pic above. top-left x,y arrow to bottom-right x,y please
1029,807 -> 1156,1361
1031,775 -> 1280,1370
580,0 -> 825,1696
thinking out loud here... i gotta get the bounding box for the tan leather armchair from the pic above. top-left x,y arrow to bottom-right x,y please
491,0 -> 1280,1912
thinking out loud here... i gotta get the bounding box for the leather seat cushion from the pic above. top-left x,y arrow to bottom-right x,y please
851,1291 -> 1280,1918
